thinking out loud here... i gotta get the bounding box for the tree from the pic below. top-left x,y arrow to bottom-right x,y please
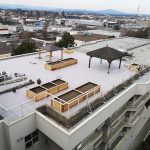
113,24 -> 120,30
120,27 -> 150,39
11,39 -> 37,56
55,32 -> 75,48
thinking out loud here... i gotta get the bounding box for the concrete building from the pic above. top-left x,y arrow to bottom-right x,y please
0,37 -> 150,150
0,28 -> 10,36
56,19 -> 104,27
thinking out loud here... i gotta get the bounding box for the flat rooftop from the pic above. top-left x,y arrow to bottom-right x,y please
0,50 -> 133,122
74,37 -> 150,65
0,37 -> 150,124
73,34 -> 109,42
75,37 -> 150,52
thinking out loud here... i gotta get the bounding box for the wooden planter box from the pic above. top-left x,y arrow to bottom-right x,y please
27,86 -> 48,102
45,58 -> 77,71
41,82 -> 58,94
62,58 -> 77,66
51,90 -> 85,112
129,64 -> 140,72
51,79 -> 68,91
75,82 -> 100,99
51,82 -> 100,112
45,61 -> 64,71
63,49 -> 74,54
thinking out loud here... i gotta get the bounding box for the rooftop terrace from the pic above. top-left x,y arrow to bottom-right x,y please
0,37 -> 150,125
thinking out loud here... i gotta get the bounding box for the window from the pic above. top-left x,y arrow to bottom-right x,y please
26,141 -> 32,149
25,130 -> 39,149
25,134 -> 31,143
145,99 -> 150,108
125,112 -> 130,117
32,136 -> 39,144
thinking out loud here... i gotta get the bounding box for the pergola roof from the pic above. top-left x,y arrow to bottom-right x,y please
41,44 -> 61,52
86,46 -> 129,61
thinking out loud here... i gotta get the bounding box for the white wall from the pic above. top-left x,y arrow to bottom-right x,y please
36,80 -> 150,150
0,121 -> 7,150
1,77 -> 149,150
4,113 -> 47,150
114,107 -> 150,150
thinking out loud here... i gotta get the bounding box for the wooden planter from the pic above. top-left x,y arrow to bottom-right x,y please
51,90 -> 84,112
41,82 -> 58,94
129,64 -> 140,72
63,49 -> 74,54
45,58 -> 77,71
26,86 -> 48,102
45,61 -> 63,71
51,79 -> 68,91
27,79 -> 69,102
51,82 -> 100,112
62,58 -> 77,66
75,82 -> 100,99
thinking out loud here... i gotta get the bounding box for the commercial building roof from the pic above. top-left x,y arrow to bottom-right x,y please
73,34 -> 109,42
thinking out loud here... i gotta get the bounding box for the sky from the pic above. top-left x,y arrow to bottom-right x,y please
0,0 -> 150,14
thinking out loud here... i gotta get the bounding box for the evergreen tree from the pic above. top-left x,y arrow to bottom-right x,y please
56,32 -> 75,48
11,39 -> 36,56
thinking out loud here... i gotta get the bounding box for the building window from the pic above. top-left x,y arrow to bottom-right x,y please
125,112 -> 130,117
145,99 -> 150,108
25,130 -> 39,149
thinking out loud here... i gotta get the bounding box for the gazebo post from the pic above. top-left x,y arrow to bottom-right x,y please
38,48 -> 41,59
108,61 -> 111,74
86,46 -> 129,73
50,51 -> 52,63
119,58 -> 122,69
89,57 -> 92,68
100,58 -> 102,64
61,49 -> 63,60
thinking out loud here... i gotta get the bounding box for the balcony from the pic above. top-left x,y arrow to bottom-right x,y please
106,106 -> 126,126
103,122 -> 124,145
77,129 -> 103,150
126,92 -> 150,109
108,136 -> 124,150
124,106 -> 146,127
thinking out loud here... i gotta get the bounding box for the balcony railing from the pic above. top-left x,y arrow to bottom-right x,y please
103,122 -> 124,144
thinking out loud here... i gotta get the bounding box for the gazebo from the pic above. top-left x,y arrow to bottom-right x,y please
42,44 -> 62,62
86,46 -> 129,73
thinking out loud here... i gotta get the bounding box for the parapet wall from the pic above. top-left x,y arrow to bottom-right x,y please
37,66 -> 150,129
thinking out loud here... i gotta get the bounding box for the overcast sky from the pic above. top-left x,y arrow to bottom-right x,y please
0,0 -> 150,14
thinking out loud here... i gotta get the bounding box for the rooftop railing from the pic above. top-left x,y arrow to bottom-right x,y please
37,66 -> 150,128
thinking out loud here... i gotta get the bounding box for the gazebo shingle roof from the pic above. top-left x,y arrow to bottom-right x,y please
86,46 -> 129,73
87,46 -> 128,61
40,44 -> 61,52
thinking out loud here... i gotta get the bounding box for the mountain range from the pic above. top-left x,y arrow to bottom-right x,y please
0,3 -> 140,16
